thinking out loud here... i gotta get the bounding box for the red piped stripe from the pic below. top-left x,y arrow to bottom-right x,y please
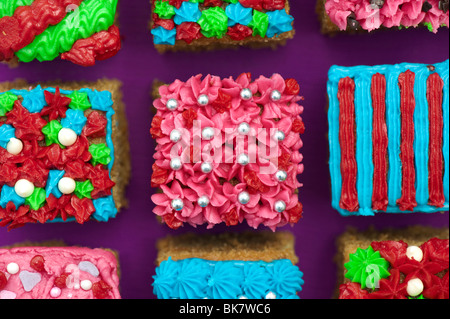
0,0 -> 83,61
338,77 -> 359,212
427,73 -> 445,208
397,70 -> 417,211
371,73 -> 388,211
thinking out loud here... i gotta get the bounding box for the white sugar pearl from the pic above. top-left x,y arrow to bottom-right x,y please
197,94 -> 209,106
237,153 -> 249,166
265,291 -> 277,299
50,287 -> 61,298
80,280 -> 92,291
166,99 -> 178,111
274,130 -> 286,142
239,296 -> 248,299
238,122 -> 250,135
274,200 -> 286,213
201,162 -> 212,174
270,90 -> 282,101
170,129 -> 182,142
240,88 -> 252,100
171,198 -> 184,211
407,278 -> 424,297
275,170 -> 288,182
58,177 -> 76,195
406,246 -> 424,262
170,158 -> 182,170
58,128 -> 78,147
6,138 -> 23,155
197,195 -> 210,208
202,127 -> 215,140
7,262 -> 19,275
238,191 -> 250,205
14,179 -> 35,198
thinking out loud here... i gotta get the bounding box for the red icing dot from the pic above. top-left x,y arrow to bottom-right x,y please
182,108 -> 198,129
211,90 -> 232,114
263,0 -> 286,10
163,213 -> 183,230
278,152 -> 291,171
338,282 -> 368,299
151,163 -> 169,187
221,207 -> 239,226
284,78 -> 300,96
291,119 -> 305,134
227,25 -> 253,41
30,255 -> 46,272
0,271 -> 7,290
54,273 -> 70,288
176,22 -> 202,44
239,0 -> 264,10
150,116 -> 164,139
168,0 -> 185,9
92,280 -> 113,299
204,0 -> 223,7
287,202 -> 303,224
83,111 -> 107,138
243,171 -> 269,194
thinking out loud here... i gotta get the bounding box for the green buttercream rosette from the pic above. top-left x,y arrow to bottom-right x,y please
154,0 -> 175,19
198,7 -> 228,39
68,91 -> 91,111
42,120 -> 63,147
0,92 -> 18,116
25,188 -> 46,211
344,246 -> 390,289
249,10 -> 269,37
89,143 -> 112,166
75,180 -> 94,199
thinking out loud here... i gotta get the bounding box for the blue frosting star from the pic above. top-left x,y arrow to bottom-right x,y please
226,2 -> 253,27
92,196 -> 118,222
22,85 -> 46,113
61,109 -> 87,135
88,90 -> 114,112
266,9 -> 294,38
0,124 -> 15,149
151,26 -> 177,45
45,170 -> 65,199
0,185 -> 25,209
174,2 -> 201,25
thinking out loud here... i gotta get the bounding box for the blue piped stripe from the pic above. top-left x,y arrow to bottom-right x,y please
437,63 -> 449,204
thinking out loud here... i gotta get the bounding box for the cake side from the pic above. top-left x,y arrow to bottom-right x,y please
335,226 -> 449,299
327,60 -> 449,216
0,79 -> 130,229
150,73 -> 305,231
150,0 -> 295,53
0,244 -> 121,299
0,0 -> 121,66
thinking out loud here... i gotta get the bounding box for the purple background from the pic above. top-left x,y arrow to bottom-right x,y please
0,1 -> 449,299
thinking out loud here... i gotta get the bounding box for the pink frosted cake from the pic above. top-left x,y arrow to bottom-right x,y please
318,0 -> 449,34
150,73 -> 305,231
0,245 -> 120,299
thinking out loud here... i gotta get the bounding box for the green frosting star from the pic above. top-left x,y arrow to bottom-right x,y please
344,246 -> 390,289
198,7 -> 228,39
0,92 -> 18,116
42,120 -> 63,147
25,188 -> 46,211
249,10 -> 269,37
89,143 -> 112,166
75,180 -> 94,199
408,295 -> 425,299
154,0 -> 175,19
68,91 -> 91,111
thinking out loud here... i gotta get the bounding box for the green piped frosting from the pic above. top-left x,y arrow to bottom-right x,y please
154,0 -> 175,19
42,120 -> 63,147
0,92 -> 18,116
75,180 -> 94,199
198,7 -> 228,39
25,188 -> 46,211
0,0 -> 34,18
89,143 -> 112,166
15,0 -> 118,62
68,91 -> 91,111
249,10 -> 269,37
344,246 -> 390,289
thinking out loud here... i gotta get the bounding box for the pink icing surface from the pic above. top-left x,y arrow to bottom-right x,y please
151,73 -> 305,231
0,246 -> 120,299
325,0 -> 449,32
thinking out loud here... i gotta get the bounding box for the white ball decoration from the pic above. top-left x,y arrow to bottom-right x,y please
238,191 -> 250,205
6,262 -> 20,275
201,162 -> 213,174
237,122 -> 250,135
80,280 -> 93,291
240,88 -> 252,101
58,128 -> 78,147
58,177 -> 76,195
265,292 -> 277,299
197,94 -> 209,106
171,198 -> 184,211
237,153 -> 249,166
14,179 -> 35,198
166,98 -> 179,111
406,246 -> 424,263
50,287 -> 61,298
197,195 -> 210,208
407,278 -> 424,297
170,158 -> 182,171
274,130 -> 286,142
270,90 -> 282,101
170,129 -> 182,143
275,170 -> 288,182
202,127 -> 215,140
6,138 -> 23,155
274,200 -> 286,213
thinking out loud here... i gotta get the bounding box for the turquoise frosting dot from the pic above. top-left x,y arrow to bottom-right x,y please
151,26 -> 177,45
88,90 -> 114,112
61,109 -> 87,135
0,124 -> 15,149
174,1 -> 201,25
266,9 -> 294,38
0,185 -> 25,209
45,170 -> 65,199
92,196 -> 118,222
21,85 -> 46,113
226,2 -> 253,27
